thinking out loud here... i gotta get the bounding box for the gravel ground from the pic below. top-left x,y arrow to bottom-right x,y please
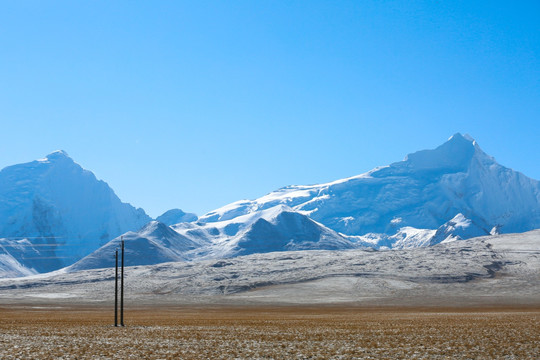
0,306 -> 539,359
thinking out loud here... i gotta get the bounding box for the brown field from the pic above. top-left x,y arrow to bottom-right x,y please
0,305 -> 539,359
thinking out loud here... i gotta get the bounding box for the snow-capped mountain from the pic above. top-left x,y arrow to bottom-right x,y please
77,133 -> 539,270
156,209 -> 198,225
74,205 -> 358,270
69,221 -> 200,271
230,206 -> 356,256
178,205 -> 357,259
0,151 -> 151,273
199,134 -> 540,247
2,133 -> 539,276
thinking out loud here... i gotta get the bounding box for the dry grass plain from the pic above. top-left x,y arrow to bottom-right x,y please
0,306 -> 539,359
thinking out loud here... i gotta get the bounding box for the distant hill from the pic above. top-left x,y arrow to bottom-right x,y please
69,221 -> 200,271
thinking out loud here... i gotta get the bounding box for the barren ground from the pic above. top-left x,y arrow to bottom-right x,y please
0,305 -> 539,359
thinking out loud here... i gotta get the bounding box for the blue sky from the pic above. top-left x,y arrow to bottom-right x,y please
1,1 -> 539,217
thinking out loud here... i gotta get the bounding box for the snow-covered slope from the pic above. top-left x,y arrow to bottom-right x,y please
191,205 -> 357,259
75,206 -> 358,269
199,134 -> 540,248
362,213 -> 491,249
0,238 -> 42,277
0,151 -> 151,272
0,249 -> 37,278
69,221 -> 201,271
156,209 -> 197,225
2,230 -> 539,306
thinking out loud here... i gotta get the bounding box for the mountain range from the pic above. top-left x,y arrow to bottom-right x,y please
1,133 -> 539,276
201,133 -> 539,237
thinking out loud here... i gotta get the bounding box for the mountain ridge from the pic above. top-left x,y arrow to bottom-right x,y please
198,133 -> 540,244
1,134 -> 539,276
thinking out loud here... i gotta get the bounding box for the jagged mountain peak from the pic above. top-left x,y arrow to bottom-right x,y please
38,150 -> 73,163
448,132 -> 475,143
46,149 -> 70,158
397,133 -> 485,173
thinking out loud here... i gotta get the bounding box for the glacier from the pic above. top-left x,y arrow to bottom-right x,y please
198,133 -> 540,248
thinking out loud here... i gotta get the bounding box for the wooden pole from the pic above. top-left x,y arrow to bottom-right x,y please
120,236 -> 125,327
115,249 -> 118,327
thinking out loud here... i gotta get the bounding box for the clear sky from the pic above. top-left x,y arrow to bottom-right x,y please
1,1 -> 539,217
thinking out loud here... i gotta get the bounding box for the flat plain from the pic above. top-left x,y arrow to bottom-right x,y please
0,305 -> 539,359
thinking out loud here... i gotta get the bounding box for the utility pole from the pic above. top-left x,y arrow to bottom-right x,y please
114,249 -> 118,327
120,236 -> 125,327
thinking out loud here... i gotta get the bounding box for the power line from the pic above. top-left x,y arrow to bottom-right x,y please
0,236 -> 65,240
11,256 -> 81,260
0,244 -> 81,247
